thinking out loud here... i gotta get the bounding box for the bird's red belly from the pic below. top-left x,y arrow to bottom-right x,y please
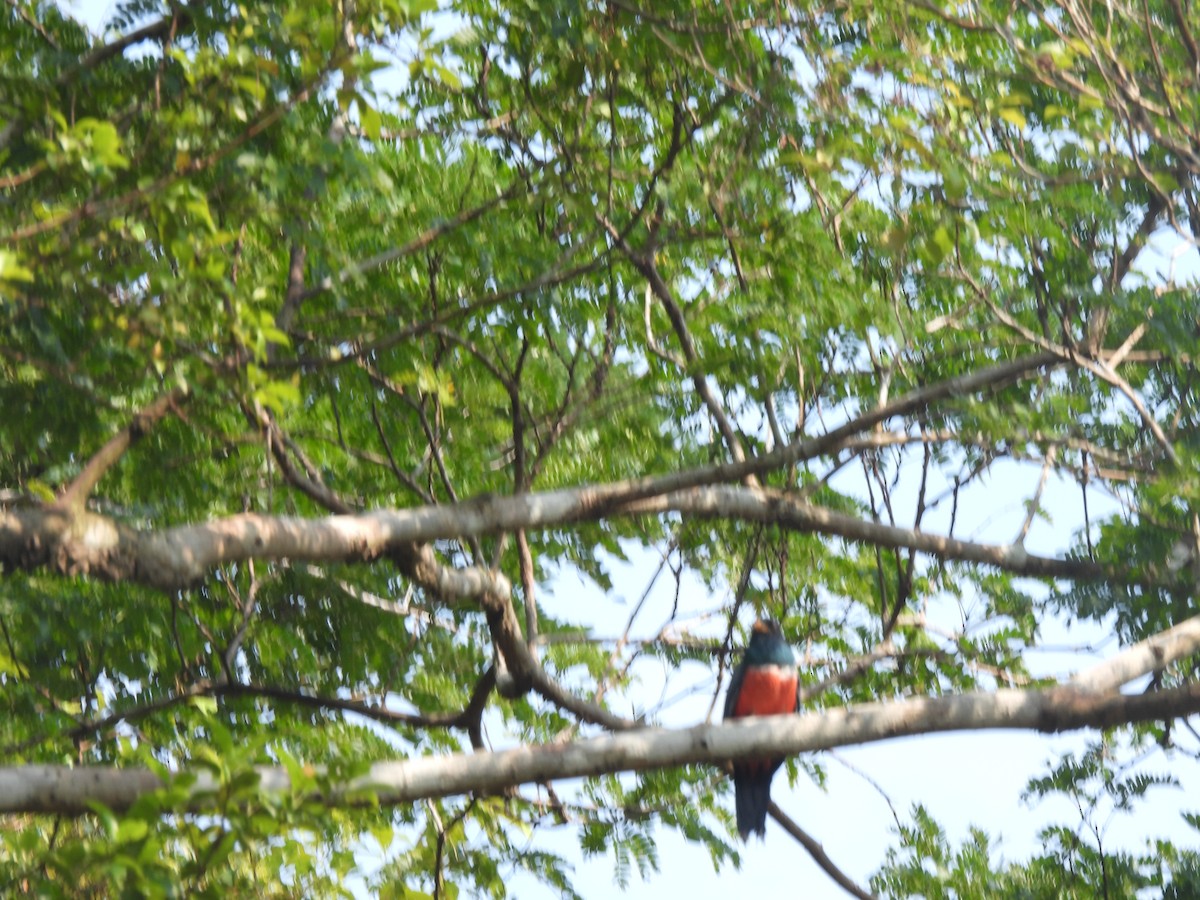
732,667 -> 797,717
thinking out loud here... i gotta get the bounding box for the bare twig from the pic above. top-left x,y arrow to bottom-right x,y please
768,801 -> 877,900
1013,445 -> 1057,547
297,184 -> 525,301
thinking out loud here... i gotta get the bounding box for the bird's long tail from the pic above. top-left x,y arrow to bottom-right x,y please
735,770 -> 774,840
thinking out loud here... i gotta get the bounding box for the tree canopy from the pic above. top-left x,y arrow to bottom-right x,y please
2,0 -> 1200,895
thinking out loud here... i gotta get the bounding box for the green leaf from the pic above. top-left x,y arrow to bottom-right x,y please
929,226 -> 955,263
361,104 -> 383,141
0,250 -> 34,283
189,696 -> 219,715
999,107 -> 1027,130
115,818 -> 149,844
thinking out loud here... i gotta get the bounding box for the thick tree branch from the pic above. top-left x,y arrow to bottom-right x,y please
247,424 -> 628,731
477,576 -> 638,729
5,680 -> 1199,816
0,349 -> 1067,589
1071,612 -> 1200,692
0,482 -> 1126,591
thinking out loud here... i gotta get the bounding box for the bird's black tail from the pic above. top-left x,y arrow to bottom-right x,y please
734,770 -> 774,840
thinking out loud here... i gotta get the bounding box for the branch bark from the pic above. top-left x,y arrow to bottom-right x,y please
5,680 -> 1199,816
56,389 -> 187,510
0,482 -> 1128,591
2,349 -> 1063,588
1071,613 -> 1200,692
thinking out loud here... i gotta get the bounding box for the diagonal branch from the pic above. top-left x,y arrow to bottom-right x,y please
604,224 -> 755,480
55,389 -> 188,511
626,486 -> 1110,580
973,282 -> 1179,464
61,13 -> 190,85
0,10 -> 192,151
1071,612 -> 1200,693
250,411 -> 629,729
768,801 -> 876,900
296,182 -> 525,302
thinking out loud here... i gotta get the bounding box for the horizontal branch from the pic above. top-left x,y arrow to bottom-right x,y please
5,612 -> 1193,815
0,479 -> 1127,591
5,680 -> 1198,816
0,350 -> 1062,585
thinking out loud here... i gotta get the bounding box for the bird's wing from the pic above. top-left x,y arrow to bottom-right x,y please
723,658 -> 746,720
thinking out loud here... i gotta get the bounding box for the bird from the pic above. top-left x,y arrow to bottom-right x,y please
723,618 -> 798,840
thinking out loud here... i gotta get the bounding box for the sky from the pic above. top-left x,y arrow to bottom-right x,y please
52,2 -> 1200,897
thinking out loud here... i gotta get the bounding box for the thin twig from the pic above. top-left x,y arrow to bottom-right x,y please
56,389 -> 187,510
767,801 -> 877,900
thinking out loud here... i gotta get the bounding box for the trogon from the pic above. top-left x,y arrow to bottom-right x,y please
723,619 -> 798,840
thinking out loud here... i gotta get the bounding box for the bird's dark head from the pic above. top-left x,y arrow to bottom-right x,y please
745,619 -> 794,666
751,619 -> 781,638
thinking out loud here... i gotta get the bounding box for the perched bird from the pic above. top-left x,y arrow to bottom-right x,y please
723,619 -> 798,840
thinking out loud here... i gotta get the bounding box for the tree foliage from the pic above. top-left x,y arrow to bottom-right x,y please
2,0 -> 1200,895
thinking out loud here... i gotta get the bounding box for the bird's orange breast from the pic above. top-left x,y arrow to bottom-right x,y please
731,666 -> 797,717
